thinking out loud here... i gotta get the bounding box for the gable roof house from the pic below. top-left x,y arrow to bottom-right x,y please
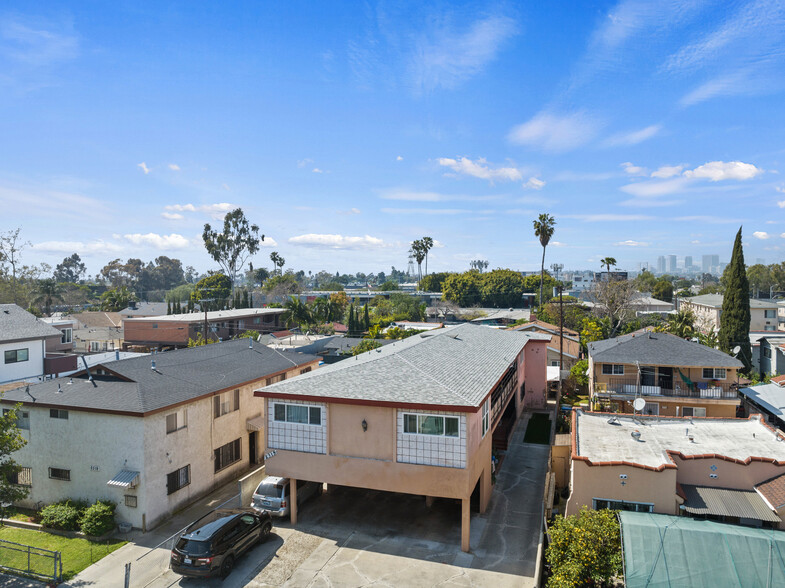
509,320 -> 581,371
589,331 -> 743,418
0,304 -> 68,384
254,323 -> 550,552
1,339 -> 319,531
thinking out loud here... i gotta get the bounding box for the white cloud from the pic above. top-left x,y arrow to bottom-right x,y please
168,163 -> 180,171
437,156 -> 523,183
297,158 -> 313,168
32,240 -> 124,255
122,233 -> 190,249
775,186 -> 785,193
683,160 -> 763,181
621,162 -> 647,176
604,124 -> 661,147
679,73 -> 751,107
614,240 -> 649,247
137,162 -> 150,174
379,189 -> 498,203
396,156 -> 404,161
753,231 -> 770,240
620,198 -> 683,208
409,14 -> 517,93
1,18 -> 79,67
336,208 -> 361,215
620,177 -> 690,197
258,237 -> 278,247
288,233 -> 388,250
508,111 -> 601,152
524,177 -> 545,190
164,202 -> 235,219
673,215 -> 739,224
778,200 -> 785,208
312,168 -> 323,173
161,212 -> 184,220
651,165 -> 684,179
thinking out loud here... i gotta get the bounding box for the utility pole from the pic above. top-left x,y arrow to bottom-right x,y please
201,298 -> 215,342
558,284 -> 564,407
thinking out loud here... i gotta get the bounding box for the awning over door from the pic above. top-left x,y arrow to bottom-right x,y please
681,484 -> 781,523
107,469 -> 140,488
246,415 -> 265,432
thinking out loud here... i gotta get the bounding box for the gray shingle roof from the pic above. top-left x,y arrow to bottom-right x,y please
322,337 -> 394,351
258,323 -> 549,408
0,304 -> 63,343
685,294 -> 778,309
588,332 -> 742,368
0,338 -> 318,414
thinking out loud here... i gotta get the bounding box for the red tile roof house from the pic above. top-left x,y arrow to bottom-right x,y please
254,323 -> 550,551
566,409 -> 785,529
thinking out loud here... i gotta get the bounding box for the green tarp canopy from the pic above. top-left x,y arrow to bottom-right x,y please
620,511 -> 785,587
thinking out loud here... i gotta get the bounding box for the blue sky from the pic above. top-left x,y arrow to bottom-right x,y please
2,1 -> 784,277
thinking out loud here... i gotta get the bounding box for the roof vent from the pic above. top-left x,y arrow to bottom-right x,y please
631,430 -> 641,441
151,358 -> 156,370
56,384 -> 62,394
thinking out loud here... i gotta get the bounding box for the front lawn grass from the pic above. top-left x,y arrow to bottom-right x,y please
524,412 -> 552,444
0,525 -> 126,581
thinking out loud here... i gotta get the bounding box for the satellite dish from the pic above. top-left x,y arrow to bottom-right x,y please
733,346 -> 741,355
633,398 -> 646,411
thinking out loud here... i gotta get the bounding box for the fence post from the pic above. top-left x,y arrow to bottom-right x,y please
124,561 -> 131,588
27,545 -> 31,573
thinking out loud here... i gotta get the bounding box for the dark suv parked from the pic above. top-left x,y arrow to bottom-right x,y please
170,508 -> 273,578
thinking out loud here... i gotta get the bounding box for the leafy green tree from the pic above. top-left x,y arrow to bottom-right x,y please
190,273 -> 231,311
442,271 -> 482,306
481,269 -> 527,308
378,279 -> 399,291
187,334 -> 218,347
202,208 -> 262,292
522,272 -> 559,304
350,339 -> 383,355
262,273 -> 301,299
665,308 -> 696,339
719,227 -> 752,371
570,359 -> 589,387
0,402 -> 31,504
100,286 -> 138,311
53,253 -> 87,283
419,272 -> 451,292
633,270 -> 658,293
545,507 -> 622,588
31,278 -> 65,315
0,228 -> 30,305
533,213 -> 556,309
252,267 -> 270,286
652,279 -> 674,303
364,304 -> 370,330
580,317 -> 609,352
282,296 -> 312,329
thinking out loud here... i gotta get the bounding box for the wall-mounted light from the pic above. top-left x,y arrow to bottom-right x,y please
362,419 -> 368,432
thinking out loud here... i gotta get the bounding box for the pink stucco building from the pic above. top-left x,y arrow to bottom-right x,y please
254,323 -> 549,551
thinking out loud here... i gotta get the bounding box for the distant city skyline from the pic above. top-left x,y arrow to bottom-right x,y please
2,2 -> 784,276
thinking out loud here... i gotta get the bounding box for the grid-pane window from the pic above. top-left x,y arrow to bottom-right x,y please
273,403 -> 322,425
49,409 -> 68,420
49,467 -> 70,481
765,310 -> 776,318
403,414 -> 460,437
4,349 -> 29,364
167,465 -> 190,495
702,368 -> 726,380
214,439 -> 242,472
602,364 -> 624,375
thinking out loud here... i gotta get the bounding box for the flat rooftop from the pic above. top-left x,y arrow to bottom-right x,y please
123,307 -> 284,323
574,410 -> 785,468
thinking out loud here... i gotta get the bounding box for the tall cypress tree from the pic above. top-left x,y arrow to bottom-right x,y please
167,300 -> 172,315
348,305 -> 355,335
718,227 -> 752,372
364,304 -> 370,331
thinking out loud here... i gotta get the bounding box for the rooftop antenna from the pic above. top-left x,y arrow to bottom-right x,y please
25,385 -> 36,402
80,355 -> 97,387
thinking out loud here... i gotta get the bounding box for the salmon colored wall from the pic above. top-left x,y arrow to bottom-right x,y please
523,339 -> 548,409
329,404 -> 394,461
670,456 -> 785,490
616,399 -> 738,418
552,444 -> 570,488
566,460 -> 679,516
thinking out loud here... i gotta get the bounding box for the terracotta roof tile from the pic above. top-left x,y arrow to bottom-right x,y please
756,473 -> 785,509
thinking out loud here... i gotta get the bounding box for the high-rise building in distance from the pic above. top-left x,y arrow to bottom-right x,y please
685,256 -> 693,270
657,256 -> 666,274
702,254 -> 719,273
667,255 -> 677,273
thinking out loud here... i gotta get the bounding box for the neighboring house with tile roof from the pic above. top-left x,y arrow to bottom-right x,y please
589,331 -> 744,418
1,338 -> 319,531
680,294 -> 779,333
0,304 -> 65,384
509,320 -> 581,371
253,323 -> 550,552
566,409 -> 785,529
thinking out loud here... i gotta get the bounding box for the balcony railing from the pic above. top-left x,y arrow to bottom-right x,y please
594,378 -> 738,400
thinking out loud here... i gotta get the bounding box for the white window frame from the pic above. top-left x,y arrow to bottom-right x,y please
402,413 -> 460,438
273,402 -> 322,426
89,341 -> 101,352
49,409 -> 68,420
602,364 -> 624,375
682,406 -> 707,417
765,309 -> 776,318
702,368 -> 726,380
482,400 -> 490,438
60,328 -> 73,344
166,408 -> 187,434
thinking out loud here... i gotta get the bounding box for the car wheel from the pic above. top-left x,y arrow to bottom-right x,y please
260,521 -> 273,543
220,555 -> 235,579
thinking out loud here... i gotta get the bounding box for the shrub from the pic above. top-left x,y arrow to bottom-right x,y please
80,500 -> 117,536
40,501 -> 82,531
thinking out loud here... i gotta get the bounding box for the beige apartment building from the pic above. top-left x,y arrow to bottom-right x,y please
254,324 -> 550,552
566,409 -> 785,529
679,294 -> 779,333
589,331 -> 743,418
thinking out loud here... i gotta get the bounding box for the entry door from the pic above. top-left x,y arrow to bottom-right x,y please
658,367 -> 673,391
249,431 -> 258,465
641,366 -> 656,387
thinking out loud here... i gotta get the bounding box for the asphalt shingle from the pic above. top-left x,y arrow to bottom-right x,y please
0,304 -> 63,343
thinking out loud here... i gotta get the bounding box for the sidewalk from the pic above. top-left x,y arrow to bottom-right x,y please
62,478 -> 243,587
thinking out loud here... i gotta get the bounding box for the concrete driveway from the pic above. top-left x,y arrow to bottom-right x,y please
66,415 -> 549,587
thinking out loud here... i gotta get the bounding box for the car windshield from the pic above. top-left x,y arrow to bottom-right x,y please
175,538 -> 210,556
255,481 -> 284,498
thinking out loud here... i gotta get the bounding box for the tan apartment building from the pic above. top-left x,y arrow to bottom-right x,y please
124,307 -> 286,349
2,339 -> 319,531
566,409 -> 785,529
679,294 -> 779,333
254,324 -> 550,551
589,331 -> 743,418
509,319 -> 581,371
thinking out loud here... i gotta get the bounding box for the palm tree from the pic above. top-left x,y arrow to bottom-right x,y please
532,214 -> 556,307
421,236 -> 434,276
32,278 -> 64,316
600,257 -> 617,273
270,251 -> 285,275
282,296 -> 312,329
410,240 -> 426,284
666,308 -> 696,339
311,297 -> 329,323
